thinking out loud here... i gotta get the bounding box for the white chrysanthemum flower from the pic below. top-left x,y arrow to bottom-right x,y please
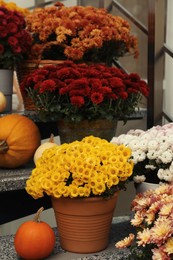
128,139 -> 140,151
132,150 -> 146,163
157,169 -> 164,180
138,140 -> 148,151
133,175 -> 146,183
110,137 -> 119,144
147,128 -> 159,138
127,129 -> 145,136
159,136 -> 168,143
159,142 -> 170,152
145,165 -> 157,170
166,134 -> 173,143
147,140 -> 159,150
147,150 -> 160,160
122,135 -> 136,146
162,122 -> 173,130
158,150 -> 173,164
158,169 -> 173,182
111,135 -> 134,146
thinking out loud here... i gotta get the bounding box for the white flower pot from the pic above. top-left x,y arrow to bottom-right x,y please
135,181 -> 160,194
0,69 -> 13,112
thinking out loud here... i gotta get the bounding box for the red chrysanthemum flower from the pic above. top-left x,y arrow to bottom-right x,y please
109,77 -> 125,88
59,86 -> 69,95
119,91 -> 128,100
70,95 -> 85,107
7,22 -> 18,34
57,67 -> 81,80
39,79 -> 57,93
20,60 -> 149,121
0,25 -> 7,37
89,78 -> 102,91
91,92 -> 104,104
14,45 -> 22,53
33,74 -> 46,83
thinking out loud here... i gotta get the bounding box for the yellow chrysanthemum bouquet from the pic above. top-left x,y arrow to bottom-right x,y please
26,136 -> 134,199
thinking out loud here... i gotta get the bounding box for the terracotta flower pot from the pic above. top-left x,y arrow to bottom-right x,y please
51,192 -> 119,253
57,119 -> 118,143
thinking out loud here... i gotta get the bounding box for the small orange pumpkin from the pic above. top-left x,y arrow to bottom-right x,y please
14,207 -> 56,260
0,114 -> 41,168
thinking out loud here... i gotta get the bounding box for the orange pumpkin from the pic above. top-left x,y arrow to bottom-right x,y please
14,207 -> 56,260
0,114 -> 41,168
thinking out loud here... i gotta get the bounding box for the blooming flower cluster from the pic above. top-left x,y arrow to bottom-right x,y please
25,2 -> 138,64
0,6 -> 32,69
115,184 -> 173,260
20,61 -> 149,122
0,1 -> 30,16
26,136 -> 134,199
111,123 -> 173,184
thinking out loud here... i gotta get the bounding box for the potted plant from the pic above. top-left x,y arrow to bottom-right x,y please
25,2 -> 139,64
115,183 -> 173,260
16,1 -> 140,109
112,123 -> 173,189
0,6 -> 32,111
26,135 -> 134,253
0,6 -> 32,70
20,61 -> 149,142
0,0 -> 30,16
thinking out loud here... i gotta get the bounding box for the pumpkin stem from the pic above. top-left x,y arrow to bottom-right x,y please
49,133 -> 54,143
33,207 -> 44,222
0,139 -> 8,153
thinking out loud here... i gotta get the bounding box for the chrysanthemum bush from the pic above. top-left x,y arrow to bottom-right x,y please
111,123 -> 173,184
25,2 -> 138,64
26,136 -> 134,199
20,61 -> 149,122
115,184 -> 173,260
0,0 -> 30,16
0,6 -> 32,69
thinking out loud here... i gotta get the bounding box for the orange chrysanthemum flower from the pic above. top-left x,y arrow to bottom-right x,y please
25,2 -> 138,63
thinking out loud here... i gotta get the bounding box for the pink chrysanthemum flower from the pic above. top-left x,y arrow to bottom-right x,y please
159,203 -> 173,216
130,210 -> 145,227
152,248 -> 171,260
116,184 -> 173,259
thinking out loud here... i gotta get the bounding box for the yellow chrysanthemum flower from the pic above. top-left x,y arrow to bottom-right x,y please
26,136 -> 133,199
92,183 -> 106,195
69,184 -> 79,198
